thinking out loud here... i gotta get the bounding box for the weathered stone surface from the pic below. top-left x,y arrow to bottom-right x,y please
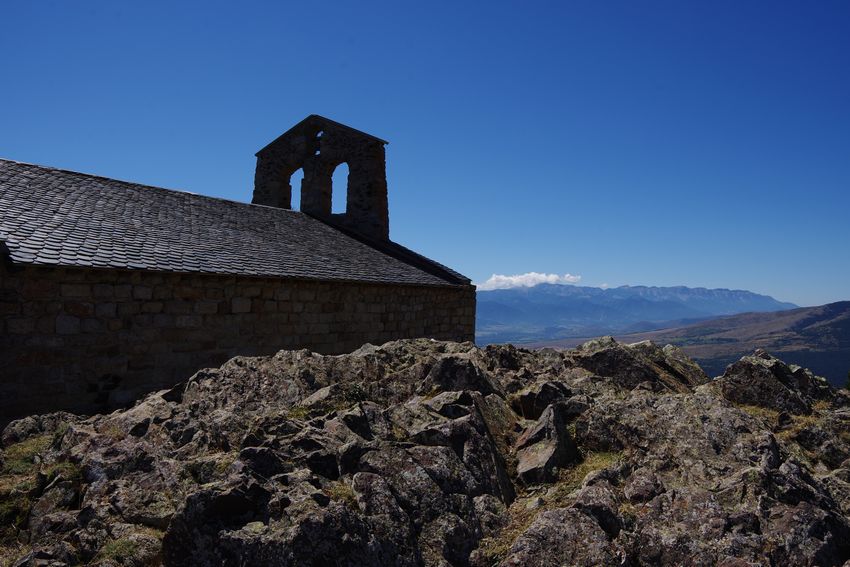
417,354 -> 501,397
515,404 -> 580,484
570,336 -> 709,392
509,380 -> 570,419
572,480 -> 621,537
623,466 -> 663,502
501,507 -> 620,566
712,349 -> 840,414
3,338 -> 850,566
629,340 -> 710,386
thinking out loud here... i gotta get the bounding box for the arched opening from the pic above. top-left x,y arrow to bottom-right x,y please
331,162 -> 349,214
289,168 -> 304,210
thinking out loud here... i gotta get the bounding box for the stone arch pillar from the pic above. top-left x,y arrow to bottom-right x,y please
301,160 -> 333,217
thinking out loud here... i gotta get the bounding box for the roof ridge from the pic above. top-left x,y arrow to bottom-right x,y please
0,157 -> 303,216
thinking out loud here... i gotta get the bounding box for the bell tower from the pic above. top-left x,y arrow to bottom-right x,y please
253,115 -> 389,240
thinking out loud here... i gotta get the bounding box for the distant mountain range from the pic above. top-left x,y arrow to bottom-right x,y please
529,301 -> 850,388
477,284 -> 797,344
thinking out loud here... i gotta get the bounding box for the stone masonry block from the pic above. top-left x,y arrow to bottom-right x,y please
114,284 -> 132,299
176,315 -> 203,328
141,302 -> 164,314
133,286 -> 153,300
232,297 -> 251,313
195,300 -> 220,314
60,284 -> 90,297
92,284 -> 114,299
55,314 -> 80,335
95,303 -> 117,318
7,318 -> 35,334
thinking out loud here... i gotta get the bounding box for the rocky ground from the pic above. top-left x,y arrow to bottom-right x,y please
2,337 -> 850,566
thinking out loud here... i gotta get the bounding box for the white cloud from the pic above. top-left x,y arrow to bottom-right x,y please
477,272 -> 582,291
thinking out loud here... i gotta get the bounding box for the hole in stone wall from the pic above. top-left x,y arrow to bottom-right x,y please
290,168 -> 304,210
331,162 -> 349,214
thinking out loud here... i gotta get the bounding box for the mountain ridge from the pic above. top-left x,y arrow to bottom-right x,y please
477,283 -> 797,344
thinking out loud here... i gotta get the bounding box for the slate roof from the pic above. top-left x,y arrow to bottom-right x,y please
0,159 -> 470,287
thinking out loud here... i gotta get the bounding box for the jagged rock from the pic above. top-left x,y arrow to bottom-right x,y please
714,349 -> 835,414
629,340 -> 710,386
472,494 -> 507,537
571,480 -> 621,537
570,336 -> 708,393
1,412 -> 81,446
501,507 -> 620,566
515,403 -> 579,484
422,390 -> 474,419
416,354 -> 501,396
509,381 -> 571,419
623,466 -> 663,502
2,337 -> 850,566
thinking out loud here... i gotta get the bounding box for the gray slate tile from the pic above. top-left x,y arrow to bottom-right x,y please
0,159 -> 469,287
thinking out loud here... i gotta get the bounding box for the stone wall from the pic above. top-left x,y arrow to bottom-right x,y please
0,263 -> 475,424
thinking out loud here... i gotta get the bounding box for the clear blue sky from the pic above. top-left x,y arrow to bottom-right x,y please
2,1 -> 848,306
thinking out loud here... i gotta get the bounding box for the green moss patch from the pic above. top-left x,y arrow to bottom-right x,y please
0,434 -> 54,540
1,435 -> 51,476
96,538 -> 139,563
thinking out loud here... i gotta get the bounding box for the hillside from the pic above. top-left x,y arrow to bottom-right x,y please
477,284 -> 796,344
3,338 -> 850,565
532,301 -> 850,387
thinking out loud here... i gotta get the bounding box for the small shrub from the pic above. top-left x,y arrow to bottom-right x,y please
325,480 -> 358,509
0,436 -> 55,545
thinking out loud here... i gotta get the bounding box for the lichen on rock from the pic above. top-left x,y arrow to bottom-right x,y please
2,338 -> 850,566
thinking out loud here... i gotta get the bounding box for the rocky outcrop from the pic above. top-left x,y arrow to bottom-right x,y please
711,348 -> 838,414
2,339 -> 850,566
